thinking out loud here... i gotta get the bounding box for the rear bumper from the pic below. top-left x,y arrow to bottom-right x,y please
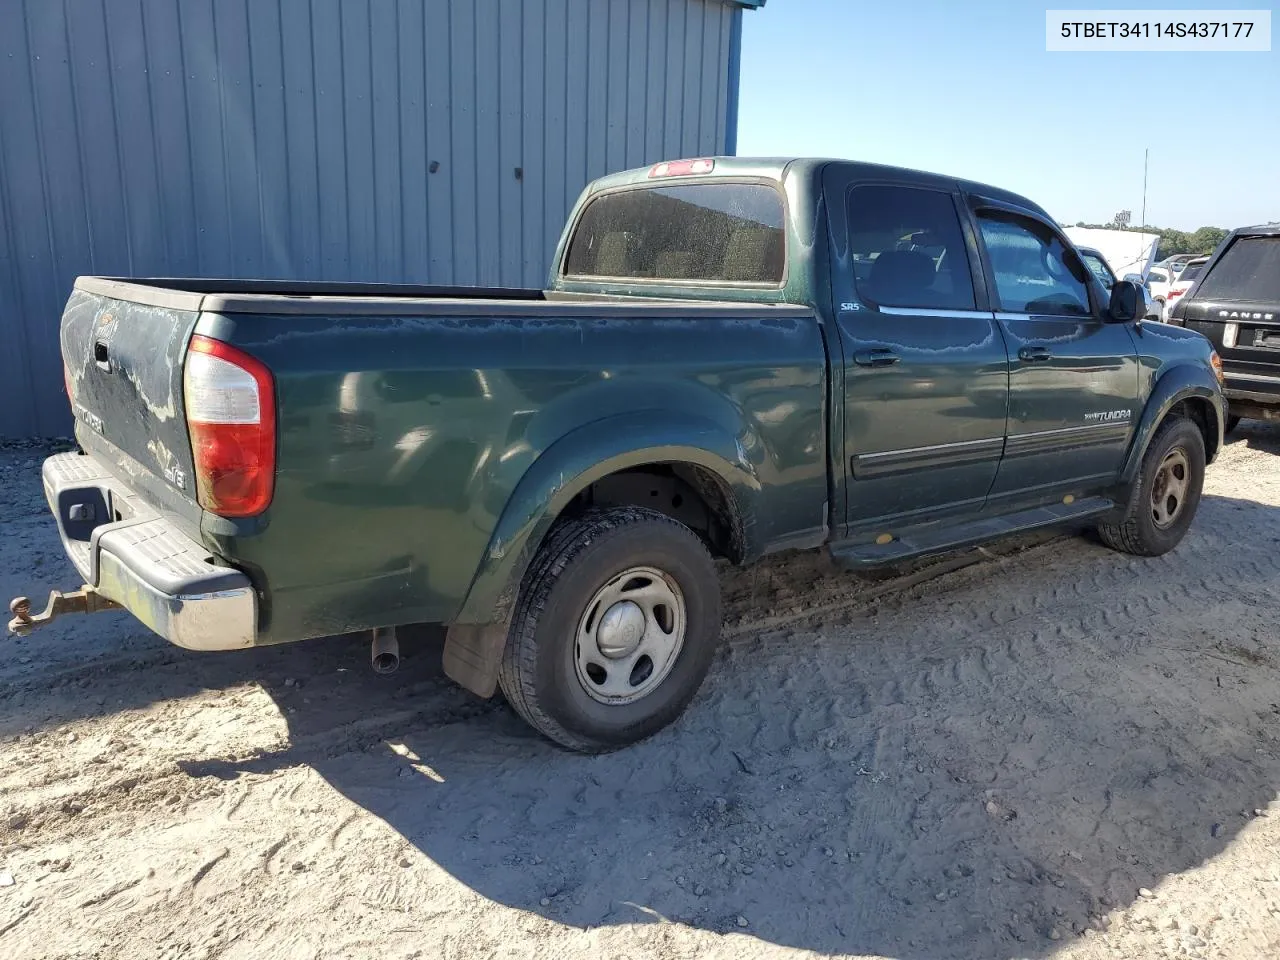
36,452 -> 257,651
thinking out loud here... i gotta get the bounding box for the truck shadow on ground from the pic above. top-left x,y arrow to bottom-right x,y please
163,489 -> 1280,960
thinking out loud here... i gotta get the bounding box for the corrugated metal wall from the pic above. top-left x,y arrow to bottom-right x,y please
0,0 -> 743,437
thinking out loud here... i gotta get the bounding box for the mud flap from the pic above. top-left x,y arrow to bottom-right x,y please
442,622 -> 511,698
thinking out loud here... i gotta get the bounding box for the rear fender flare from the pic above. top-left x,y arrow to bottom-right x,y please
1120,363 -> 1225,487
453,412 -> 763,626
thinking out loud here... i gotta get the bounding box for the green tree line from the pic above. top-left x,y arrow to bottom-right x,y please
1072,222 -> 1230,260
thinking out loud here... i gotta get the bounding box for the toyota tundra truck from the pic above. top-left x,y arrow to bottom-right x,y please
9,157 -> 1226,751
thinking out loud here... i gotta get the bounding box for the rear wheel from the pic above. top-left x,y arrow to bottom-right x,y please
498,507 -> 721,752
1097,417 -> 1205,556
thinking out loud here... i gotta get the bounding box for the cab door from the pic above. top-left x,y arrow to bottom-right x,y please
824,170 -> 1010,534
969,203 -> 1140,507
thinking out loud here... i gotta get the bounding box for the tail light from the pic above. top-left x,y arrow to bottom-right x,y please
183,335 -> 276,517
1169,287 -> 1187,300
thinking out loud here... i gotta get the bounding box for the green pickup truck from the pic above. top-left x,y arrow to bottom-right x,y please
11,157 -> 1226,751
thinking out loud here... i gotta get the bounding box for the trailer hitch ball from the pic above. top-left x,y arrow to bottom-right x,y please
7,587 -> 121,636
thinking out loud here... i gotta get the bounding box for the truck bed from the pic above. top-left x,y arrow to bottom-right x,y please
62,276 -> 828,646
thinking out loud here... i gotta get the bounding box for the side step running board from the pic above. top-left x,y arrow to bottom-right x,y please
830,496 -> 1115,567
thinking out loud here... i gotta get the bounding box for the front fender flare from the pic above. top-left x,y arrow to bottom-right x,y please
453,412 -> 763,627
1120,363 -> 1225,486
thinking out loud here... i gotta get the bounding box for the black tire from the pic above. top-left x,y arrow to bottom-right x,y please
1097,417 -> 1205,557
498,507 -> 721,752
1225,414 -> 1242,434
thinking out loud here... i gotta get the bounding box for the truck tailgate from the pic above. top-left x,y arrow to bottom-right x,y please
62,287 -> 203,524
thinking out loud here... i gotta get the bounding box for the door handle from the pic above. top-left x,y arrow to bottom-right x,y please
853,349 -> 900,368
1018,346 -> 1051,363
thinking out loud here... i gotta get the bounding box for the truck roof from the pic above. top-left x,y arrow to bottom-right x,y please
587,156 -> 1055,223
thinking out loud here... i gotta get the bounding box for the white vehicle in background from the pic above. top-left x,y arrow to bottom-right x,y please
1146,265 -> 1173,309
1075,246 -> 1161,320
1156,253 -> 1203,277
1163,256 -> 1209,320
1063,226 -> 1160,281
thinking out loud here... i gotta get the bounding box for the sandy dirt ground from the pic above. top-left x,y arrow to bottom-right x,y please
2,425 -> 1280,960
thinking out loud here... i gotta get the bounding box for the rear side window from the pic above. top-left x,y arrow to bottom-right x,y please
563,183 -> 785,284
847,185 -> 976,310
1195,238 -> 1280,302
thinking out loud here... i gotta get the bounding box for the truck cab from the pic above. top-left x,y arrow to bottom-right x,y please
555,158 -> 1223,559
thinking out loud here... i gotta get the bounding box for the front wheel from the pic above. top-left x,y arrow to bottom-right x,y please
1097,417 -> 1205,557
498,507 -> 722,752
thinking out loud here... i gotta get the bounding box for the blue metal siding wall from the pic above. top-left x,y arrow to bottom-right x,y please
0,0 -> 740,437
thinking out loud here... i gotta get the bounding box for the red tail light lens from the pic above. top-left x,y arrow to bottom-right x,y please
183,335 -> 276,517
1169,287 -> 1187,299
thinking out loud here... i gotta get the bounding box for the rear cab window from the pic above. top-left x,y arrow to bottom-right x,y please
1194,237 -> 1280,302
846,184 -> 976,310
562,182 -> 785,285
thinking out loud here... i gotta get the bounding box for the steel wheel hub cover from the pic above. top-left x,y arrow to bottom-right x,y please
1151,447 -> 1190,529
574,565 -> 687,705
596,600 -> 646,659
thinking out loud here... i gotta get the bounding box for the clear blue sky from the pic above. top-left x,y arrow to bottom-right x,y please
736,0 -> 1280,231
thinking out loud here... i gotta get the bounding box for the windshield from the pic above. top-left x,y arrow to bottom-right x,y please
563,182 -> 786,284
1195,237 -> 1280,302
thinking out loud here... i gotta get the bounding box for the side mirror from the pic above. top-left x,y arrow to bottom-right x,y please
1108,279 -> 1143,322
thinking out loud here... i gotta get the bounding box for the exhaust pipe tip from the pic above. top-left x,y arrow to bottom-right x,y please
371,627 -> 400,675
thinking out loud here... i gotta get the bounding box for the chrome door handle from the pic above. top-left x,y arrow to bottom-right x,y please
1018,346 -> 1051,363
853,349 -> 900,368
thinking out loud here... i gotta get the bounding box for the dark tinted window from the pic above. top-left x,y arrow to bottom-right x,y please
1193,239 -> 1280,301
847,185 -> 975,309
978,214 -> 1091,316
1179,261 -> 1207,282
563,183 -> 785,284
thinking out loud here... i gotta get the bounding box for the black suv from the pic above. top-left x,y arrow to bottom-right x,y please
1170,223 -> 1280,431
